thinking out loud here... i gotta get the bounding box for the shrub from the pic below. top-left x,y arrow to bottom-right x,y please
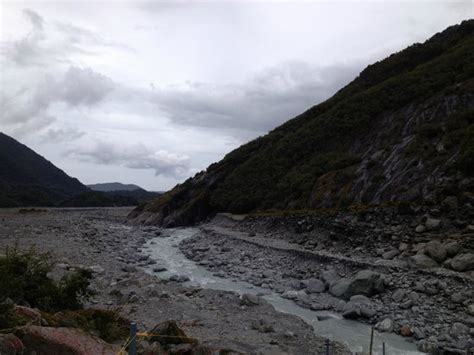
0,246 -> 92,313
0,300 -> 18,329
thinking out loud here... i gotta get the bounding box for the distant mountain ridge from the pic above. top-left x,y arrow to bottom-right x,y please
130,20 -> 474,227
88,182 -> 143,192
0,132 -> 88,207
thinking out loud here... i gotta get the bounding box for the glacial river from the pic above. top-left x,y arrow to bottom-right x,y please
143,228 -> 422,354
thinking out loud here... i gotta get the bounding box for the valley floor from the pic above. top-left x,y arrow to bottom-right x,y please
0,208 -> 349,354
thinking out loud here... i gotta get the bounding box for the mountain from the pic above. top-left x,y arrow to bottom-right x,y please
87,183 -> 162,205
0,133 -> 88,207
87,182 -> 143,192
130,20 -> 474,227
59,191 -> 138,207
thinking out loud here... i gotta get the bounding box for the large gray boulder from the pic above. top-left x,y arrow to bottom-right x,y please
330,270 -> 384,299
449,322 -> 469,339
346,270 -> 384,297
424,241 -> 447,263
425,218 -> 441,231
411,254 -> 438,268
329,279 -> 350,298
240,293 -> 260,306
305,279 -> 326,293
321,269 -> 340,288
451,253 -> 474,271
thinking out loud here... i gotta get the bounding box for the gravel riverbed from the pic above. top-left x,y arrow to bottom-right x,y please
0,208 -> 350,354
179,210 -> 474,354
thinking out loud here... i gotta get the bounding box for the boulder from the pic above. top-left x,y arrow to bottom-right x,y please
0,334 -> 24,355
411,254 -> 438,268
240,293 -> 260,306
451,253 -> 474,271
321,269 -> 340,287
449,322 -> 469,339
360,306 -> 376,318
468,304 -> 474,316
425,218 -> 441,231
400,325 -> 412,337
391,289 -> 405,303
382,249 -> 400,260
442,196 -> 458,210
169,275 -> 190,282
305,279 -> 325,293
415,225 -> 426,233
15,326 -> 119,355
349,295 -> 370,304
417,337 -> 438,353
424,241 -> 447,263
329,279 -> 350,298
342,303 -> 361,320
375,318 -> 393,333
445,241 -> 461,257
148,320 -> 197,346
330,270 -> 384,299
346,270 -> 384,297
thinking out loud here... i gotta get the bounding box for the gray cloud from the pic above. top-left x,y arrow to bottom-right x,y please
53,66 -> 115,106
0,66 -> 115,136
23,9 -> 44,31
1,9 -> 130,67
42,128 -> 85,143
67,141 -> 191,178
150,61 -> 362,136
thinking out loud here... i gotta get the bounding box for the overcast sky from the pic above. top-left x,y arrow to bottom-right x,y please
0,1 -> 472,191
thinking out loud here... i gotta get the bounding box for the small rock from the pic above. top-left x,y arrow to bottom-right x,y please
153,266 -> 167,272
418,337 -> 438,353
251,319 -> 274,333
400,324 -> 412,337
468,304 -> 474,316
425,218 -> 441,231
87,265 -> 105,274
415,225 -> 426,233
376,318 -> 393,333
391,289 -> 405,303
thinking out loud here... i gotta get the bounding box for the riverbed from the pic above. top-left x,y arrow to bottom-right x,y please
143,227 -> 422,354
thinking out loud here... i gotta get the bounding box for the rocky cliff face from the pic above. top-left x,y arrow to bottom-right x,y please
130,20 -> 474,227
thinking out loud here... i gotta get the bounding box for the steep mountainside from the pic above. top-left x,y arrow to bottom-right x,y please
130,20 -> 474,227
0,133 -> 88,207
87,182 -> 143,192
